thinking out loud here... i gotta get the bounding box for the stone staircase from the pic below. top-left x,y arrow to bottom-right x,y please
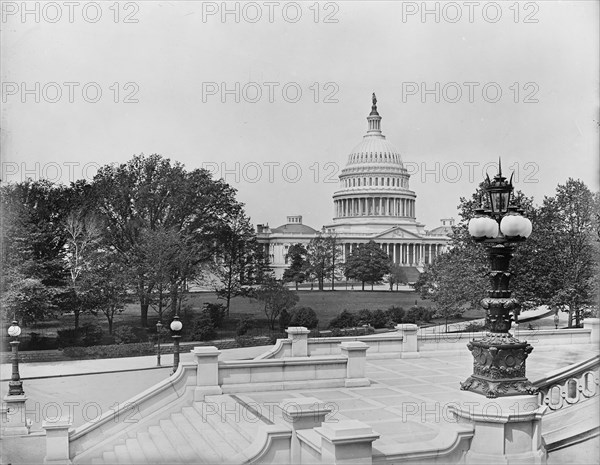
86,395 -> 266,464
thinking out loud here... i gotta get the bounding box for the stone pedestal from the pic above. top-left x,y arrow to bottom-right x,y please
192,346 -> 222,401
2,394 -> 29,436
340,341 -> 369,387
585,318 -> 599,345
42,417 -> 72,464
450,392 -> 546,465
280,397 -> 331,464
316,420 -> 379,464
396,324 -> 420,358
286,326 -> 310,357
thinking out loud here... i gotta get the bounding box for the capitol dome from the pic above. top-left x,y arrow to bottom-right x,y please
331,94 -> 416,226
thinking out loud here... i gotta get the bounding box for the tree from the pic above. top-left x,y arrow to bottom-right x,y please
253,278 -> 299,330
386,264 -> 407,291
62,210 -> 103,329
1,180 -> 72,324
92,154 -> 244,326
82,250 -> 129,334
305,233 -> 342,291
543,180 -> 598,327
415,178 -> 599,329
283,243 -> 308,290
344,241 -> 391,290
213,211 -> 257,316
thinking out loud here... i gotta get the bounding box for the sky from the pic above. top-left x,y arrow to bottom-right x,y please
2,0 -> 599,230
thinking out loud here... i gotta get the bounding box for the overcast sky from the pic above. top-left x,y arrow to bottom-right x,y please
2,0 -> 598,230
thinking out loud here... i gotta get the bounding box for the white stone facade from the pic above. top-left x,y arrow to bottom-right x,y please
257,95 -> 451,280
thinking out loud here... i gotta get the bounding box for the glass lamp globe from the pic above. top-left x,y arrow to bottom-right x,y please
170,319 -> 183,332
7,321 -> 21,337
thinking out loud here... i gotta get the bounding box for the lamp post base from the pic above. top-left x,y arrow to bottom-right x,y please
2,394 -> 30,436
461,333 -> 538,398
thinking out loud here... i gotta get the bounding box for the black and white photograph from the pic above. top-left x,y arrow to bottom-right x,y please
1,1 -> 599,464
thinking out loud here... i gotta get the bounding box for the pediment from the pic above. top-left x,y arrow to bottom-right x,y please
372,226 -> 423,240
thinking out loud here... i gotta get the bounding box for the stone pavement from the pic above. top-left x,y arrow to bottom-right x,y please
237,342 -> 598,455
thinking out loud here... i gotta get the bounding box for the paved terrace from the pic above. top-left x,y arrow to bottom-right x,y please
1,327 -> 597,464
237,342 -> 598,455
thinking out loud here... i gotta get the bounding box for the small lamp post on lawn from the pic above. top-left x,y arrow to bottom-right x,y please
170,316 -> 183,375
3,320 -> 29,435
461,162 -> 538,398
7,321 -> 24,396
156,321 -> 162,367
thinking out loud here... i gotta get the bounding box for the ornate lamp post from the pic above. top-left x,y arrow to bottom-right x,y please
170,315 -> 183,375
460,163 -> 537,398
156,321 -> 162,367
7,321 -> 24,396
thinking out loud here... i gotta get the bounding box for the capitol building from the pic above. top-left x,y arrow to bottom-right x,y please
257,95 -> 452,281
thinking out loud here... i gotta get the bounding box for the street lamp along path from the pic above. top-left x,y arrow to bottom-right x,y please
461,160 -> 538,398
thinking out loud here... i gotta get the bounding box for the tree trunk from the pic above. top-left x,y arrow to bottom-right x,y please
295,281 -> 299,291
567,309 -> 573,328
141,302 -> 149,327
371,282 -> 374,291
362,281 -> 365,291
74,309 -> 80,330
108,314 -> 113,334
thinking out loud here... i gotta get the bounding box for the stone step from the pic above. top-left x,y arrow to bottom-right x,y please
198,395 -> 257,444
170,412 -> 222,463
182,405 -> 238,461
148,425 -> 183,463
136,431 -> 164,464
113,444 -> 131,464
102,451 -> 117,464
159,418 -> 200,462
124,438 -> 147,464
194,404 -> 250,452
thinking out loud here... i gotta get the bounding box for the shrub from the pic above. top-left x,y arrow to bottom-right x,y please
56,323 -> 104,348
236,316 -> 255,336
328,310 -> 357,329
403,306 -> 433,324
204,303 -> 226,329
387,306 -> 405,324
56,328 -> 79,348
371,309 -> 388,329
290,307 -> 319,329
81,324 -> 104,346
235,335 -> 257,347
27,332 -> 58,351
63,342 -> 154,359
192,311 -> 217,341
113,325 -> 140,345
279,309 -> 291,331
356,309 -> 373,326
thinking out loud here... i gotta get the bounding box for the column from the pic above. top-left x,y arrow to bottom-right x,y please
340,341 -> 369,387
193,346 -> 223,400
43,418 -> 72,465
317,421 -> 380,465
286,327 -> 310,357
396,323 -> 419,358
281,397 -> 331,465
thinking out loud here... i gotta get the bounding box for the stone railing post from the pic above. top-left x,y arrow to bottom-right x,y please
42,417 -> 72,464
286,327 -> 310,357
584,318 -> 599,345
2,393 -> 29,436
450,393 -> 546,464
340,341 -> 369,387
316,419 -> 379,464
396,324 -> 420,358
192,346 -> 223,401
280,397 -> 331,464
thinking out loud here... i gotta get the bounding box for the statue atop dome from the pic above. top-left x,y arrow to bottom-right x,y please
370,92 -> 380,117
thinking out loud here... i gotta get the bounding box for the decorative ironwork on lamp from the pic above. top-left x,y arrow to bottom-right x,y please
461,160 -> 537,398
